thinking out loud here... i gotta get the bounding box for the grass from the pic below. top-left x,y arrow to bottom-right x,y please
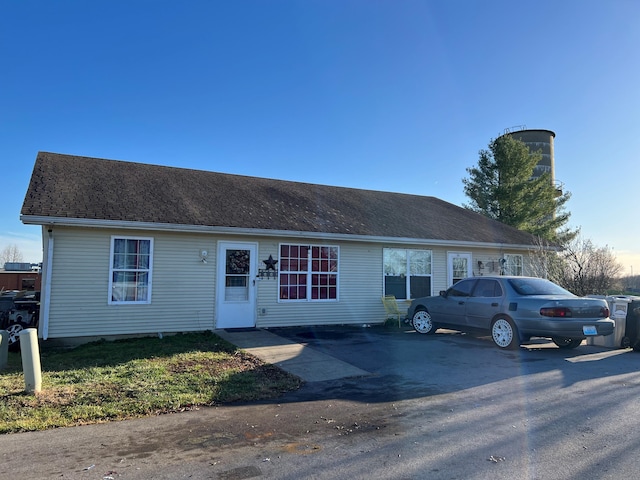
0,331 -> 303,434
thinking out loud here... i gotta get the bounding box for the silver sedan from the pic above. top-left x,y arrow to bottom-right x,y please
406,276 -> 615,349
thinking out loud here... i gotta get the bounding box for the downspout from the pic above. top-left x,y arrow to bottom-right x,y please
41,228 -> 54,340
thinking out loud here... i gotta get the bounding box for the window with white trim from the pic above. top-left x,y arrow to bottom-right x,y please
383,248 -> 432,299
279,244 -> 339,301
503,254 -> 523,276
109,236 -> 153,304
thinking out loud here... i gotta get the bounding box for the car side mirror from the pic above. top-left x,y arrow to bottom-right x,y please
439,290 -> 447,297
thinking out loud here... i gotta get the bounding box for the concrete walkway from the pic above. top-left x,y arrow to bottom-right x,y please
215,328 -> 369,382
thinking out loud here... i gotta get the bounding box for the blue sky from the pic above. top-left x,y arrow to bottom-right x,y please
2,0 -> 639,274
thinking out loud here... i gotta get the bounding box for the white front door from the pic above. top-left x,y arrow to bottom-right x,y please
216,242 -> 257,329
447,252 -> 473,286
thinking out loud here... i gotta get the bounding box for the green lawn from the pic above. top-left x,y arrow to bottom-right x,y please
0,332 -> 303,434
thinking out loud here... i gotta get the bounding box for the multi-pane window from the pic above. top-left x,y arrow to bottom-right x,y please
383,248 -> 432,299
109,237 -> 153,304
279,244 -> 338,301
503,254 -> 523,276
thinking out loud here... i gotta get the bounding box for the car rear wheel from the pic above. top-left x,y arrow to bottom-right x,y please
412,309 -> 437,335
6,321 -> 29,352
491,317 -> 519,349
552,337 -> 583,349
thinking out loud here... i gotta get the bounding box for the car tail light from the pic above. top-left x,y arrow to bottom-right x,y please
601,307 -> 610,318
540,307 -> 572,318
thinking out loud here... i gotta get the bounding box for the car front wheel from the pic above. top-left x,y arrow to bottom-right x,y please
552,337 -> 583,349
491,317 -> 519,349
412,309 -> 437,335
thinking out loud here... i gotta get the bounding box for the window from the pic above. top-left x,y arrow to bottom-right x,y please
383,248 -> 432,299
452,256 -> 469,284
279,244 -> 338,301
109,236 -> 153,304
448,278 -> 475,297
509,277 -> 571,296
503,254 -> 523,276
224,249 -> 250,301
472,279 -> 503,297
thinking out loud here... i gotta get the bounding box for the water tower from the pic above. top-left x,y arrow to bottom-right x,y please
501,126 -> 561,194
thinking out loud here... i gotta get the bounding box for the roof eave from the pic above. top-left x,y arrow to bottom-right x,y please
20,215 -> 537,251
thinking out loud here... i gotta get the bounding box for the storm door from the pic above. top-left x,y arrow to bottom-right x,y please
447,252 -> 473,286
216,242 -> 257,329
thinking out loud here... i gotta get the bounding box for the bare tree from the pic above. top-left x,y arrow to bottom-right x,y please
528,235 -> 622,295
560,237 -> 623,295
0,244 -> 24,267
526,236 -> 565,282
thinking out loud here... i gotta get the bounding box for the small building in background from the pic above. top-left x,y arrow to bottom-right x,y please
0,262 -> 42,292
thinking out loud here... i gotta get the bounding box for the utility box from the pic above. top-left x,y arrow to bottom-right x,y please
587,296 -> 632,348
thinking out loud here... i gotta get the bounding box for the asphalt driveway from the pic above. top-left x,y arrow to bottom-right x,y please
2,324 -> 639,480
265,324 -> 638,404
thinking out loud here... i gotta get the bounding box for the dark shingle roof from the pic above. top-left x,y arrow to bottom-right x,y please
21,152 -> 537,246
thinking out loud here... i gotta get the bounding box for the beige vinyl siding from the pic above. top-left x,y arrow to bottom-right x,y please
431,247 -> 449,293
387,246 -> 532,302
43,227 -> 535,340
255,241 -> 386,328
46,227 -> 218,339
253,241 -> 514,328
470,248 -> 532,277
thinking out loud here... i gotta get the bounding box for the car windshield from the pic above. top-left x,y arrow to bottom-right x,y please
508,278 -> 574,296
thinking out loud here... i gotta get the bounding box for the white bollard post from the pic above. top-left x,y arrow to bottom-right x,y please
0,330 -> 8,370
19,328 -> 42,393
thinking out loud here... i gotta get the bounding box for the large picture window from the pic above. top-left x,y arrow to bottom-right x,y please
109,236 -> 153,304
279,244 -> 338,301
383,248 -> 432,299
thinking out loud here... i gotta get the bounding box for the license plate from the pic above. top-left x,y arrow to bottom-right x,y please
583,325 -> 597,335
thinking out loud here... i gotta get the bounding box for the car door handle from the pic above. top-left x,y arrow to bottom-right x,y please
491,302 -> 499,307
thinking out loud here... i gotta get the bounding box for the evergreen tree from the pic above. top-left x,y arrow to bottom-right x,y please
463,135 -> 576,244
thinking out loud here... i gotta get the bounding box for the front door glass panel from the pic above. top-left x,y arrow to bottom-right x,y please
225,249 -> 250,301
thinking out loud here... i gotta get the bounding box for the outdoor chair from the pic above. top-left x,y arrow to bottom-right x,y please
382,295 -> 405,328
